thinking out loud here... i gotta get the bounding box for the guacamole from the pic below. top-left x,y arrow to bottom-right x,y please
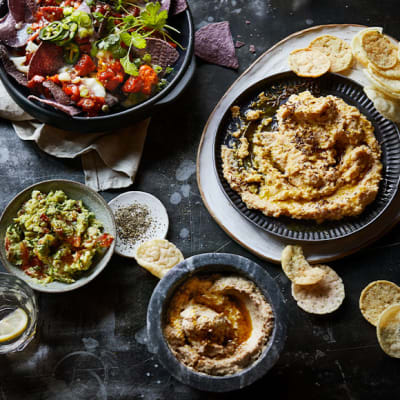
5,190 -> 113,284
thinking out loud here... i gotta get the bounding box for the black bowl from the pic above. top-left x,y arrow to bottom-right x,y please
214,72 -> 400,242
0,8 -> 194,133
146,253 -> 287,392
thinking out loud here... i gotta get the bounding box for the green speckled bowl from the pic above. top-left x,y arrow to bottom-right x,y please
0,180 -> 116,293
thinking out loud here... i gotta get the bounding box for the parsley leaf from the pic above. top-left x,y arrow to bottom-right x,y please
120,53 -> 139,76
120,32 -> 147,49
140,2 -> 168,30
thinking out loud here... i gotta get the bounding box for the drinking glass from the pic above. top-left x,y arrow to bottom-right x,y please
0,272 -> 38,354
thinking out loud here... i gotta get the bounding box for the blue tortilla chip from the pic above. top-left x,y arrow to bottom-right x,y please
171,0 -> 187,15
8,0 -> 35,23
195,21 -> 239,69
0,43 -> 27,86
43,80 -> 73,106
28,95 -> 81,116
132,38 -> 179,69
28,42 -> 64,79
0,12 -> 29,47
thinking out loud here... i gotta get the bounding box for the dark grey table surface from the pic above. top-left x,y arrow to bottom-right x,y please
1,1 -> 400,399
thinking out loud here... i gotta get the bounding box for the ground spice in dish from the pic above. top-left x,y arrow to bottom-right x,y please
115,203 -> 153,245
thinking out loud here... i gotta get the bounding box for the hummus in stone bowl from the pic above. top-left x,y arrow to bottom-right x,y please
146,253 -> 287,392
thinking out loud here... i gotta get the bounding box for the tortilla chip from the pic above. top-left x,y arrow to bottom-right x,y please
292,265 -> 345,315
170,0 -> 187,15
28,95 -> 81,116
195,21 -> 239,69
0,43 -> 27,86
377,304 -> 400,358
0,13 -> 29,47
281,245 -> 326,286
361,30 -> 397,70
359,280 -> 400,326
288,48 -> 330,78
8,0 -> 34,23
144,38 -> 179,69
160,0 -> 171,12
135,239 -> 184,279
309,35 -> 352,73
28,42 -> 64,79
43,80 -> 73,105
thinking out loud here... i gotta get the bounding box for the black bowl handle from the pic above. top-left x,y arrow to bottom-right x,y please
153,55 -> 196,109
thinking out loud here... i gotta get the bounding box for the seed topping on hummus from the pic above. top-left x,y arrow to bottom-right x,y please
222,90 -> 382,221
163,274 -> 274,376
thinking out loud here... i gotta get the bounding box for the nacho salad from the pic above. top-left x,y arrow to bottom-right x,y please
4,190 -> 114,284
0,0 -> 181,116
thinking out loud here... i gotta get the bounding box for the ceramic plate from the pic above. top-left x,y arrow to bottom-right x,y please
108,191 -> 169,258
0,180 -> 116,293
214,72 -> 400,242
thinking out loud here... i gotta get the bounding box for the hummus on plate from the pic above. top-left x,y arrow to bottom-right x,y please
222,90 -> 382,221
163,274 -> 274,376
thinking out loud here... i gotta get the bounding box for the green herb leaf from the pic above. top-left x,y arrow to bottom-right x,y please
120,54 -> 139,76
93,12 -> 105,22
120,31 -> 146,49
140,2 -> 168,31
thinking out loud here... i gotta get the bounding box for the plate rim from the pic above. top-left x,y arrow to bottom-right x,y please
108,191 -> 169,258
212,70 -> 400,242
0,179 -> 116,293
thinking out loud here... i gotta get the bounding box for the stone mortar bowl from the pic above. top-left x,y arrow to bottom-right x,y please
146,253 -> 287,392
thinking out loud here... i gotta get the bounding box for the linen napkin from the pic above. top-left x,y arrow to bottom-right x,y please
0,81 -> 149,191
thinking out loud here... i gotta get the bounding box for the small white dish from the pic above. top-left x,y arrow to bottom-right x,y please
108,191 -> 169,258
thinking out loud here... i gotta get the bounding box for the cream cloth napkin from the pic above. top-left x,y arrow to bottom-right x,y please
0,81 -> 149,191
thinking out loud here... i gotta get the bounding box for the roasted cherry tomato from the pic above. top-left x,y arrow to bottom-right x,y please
122,76 -> 143,93
74,54 -> 96,76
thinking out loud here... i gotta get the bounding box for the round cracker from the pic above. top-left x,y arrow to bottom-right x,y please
365,66 -> 400,95
309,35 -> 353,73
377,304 -> 400,358
351,27 -> 383,67
288,48 -> 330,78
292,265 -> 345,315
361,30 -> 397,70
135,239 -> 184,279
364,87 -> 400,123
281,245 -> 326,286
359,280 -> 400,326
364,70 -> 400,100
370,61 -> 400,79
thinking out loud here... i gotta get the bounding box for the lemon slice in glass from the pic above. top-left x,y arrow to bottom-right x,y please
0,308 -> 28,343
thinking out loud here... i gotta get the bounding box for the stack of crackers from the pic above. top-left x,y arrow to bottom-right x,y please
281,246 -> 345,315
287,28 -> 400,123
353,27 -> 400,123
360,280 -> 400,358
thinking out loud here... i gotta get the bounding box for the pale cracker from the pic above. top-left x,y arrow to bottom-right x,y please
365,66 -> 400,95
361,30 -> 397,70
135,239 -> 184,279
370,61 -> 400,79
377,304 -> 400,358
309,35 -> 353,73
281,245 -> 326,285
292,264 -> 345,315
359,280 -> 400,326
288,48 -> 330,78
351,27 -> 383,67
364,87 -> 400,123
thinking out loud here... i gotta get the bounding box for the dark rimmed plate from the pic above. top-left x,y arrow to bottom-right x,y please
214,71 -> 400,242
